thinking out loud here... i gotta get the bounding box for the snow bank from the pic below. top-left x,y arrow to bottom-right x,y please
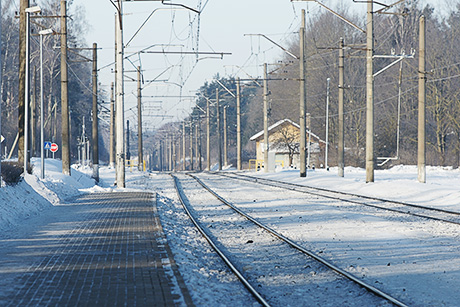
0,158 -> 97,231
252,164 -> 460,211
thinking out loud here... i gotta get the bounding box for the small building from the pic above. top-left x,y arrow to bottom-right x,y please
249,119 -> 325,169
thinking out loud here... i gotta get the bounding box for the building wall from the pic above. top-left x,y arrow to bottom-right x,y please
254,126 -> 323,169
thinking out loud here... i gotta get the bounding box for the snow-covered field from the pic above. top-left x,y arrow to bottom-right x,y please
1,159 -> 460,306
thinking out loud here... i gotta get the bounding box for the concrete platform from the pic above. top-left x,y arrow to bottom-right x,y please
0,192 -> 193,306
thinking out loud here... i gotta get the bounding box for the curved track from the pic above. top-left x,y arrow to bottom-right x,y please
172,173 -> 409,307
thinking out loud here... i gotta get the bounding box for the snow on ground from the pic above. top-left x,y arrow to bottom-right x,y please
0,158 -> 97,231
252,165 -> 460,211
2,159 -> 460,305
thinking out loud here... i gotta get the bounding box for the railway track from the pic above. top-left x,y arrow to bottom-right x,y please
211,171 -> 460,226
171,173 -> 408,307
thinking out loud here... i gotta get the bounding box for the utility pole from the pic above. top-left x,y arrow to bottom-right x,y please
137,66 -> 143,171
307,113 -> 311,168
190,119 -> 194,171
216,89 -> 222,171
109,82 -> 115,168
418,15 -> 426,183
115,1 -> 125,187
182,122 -> 186,171
165,135 -> 169,171
126,120 -> 130,161
61,0 -> 70,176
263,63 -> 269,173
236,78 -> 242,170
299,9 -> 307,177
159,140 -> 163,171
18,0 -> 28,167
325,77 -> 330,170
195,119 -> 200,171
338,37 -> 345,177
164,136 -> 167,171
0,0 -> 2,186
82,116 -> 86,166
206,97 -> 210,170
365,0 -> 374,182
169,134 -> 173,171
91,42 -> 99,182
171,133 -> 177,171
198,115 -> 202,171
223,106 -> 228,167
24,4 -> 38,173
194,120 -> 197,170
31,68 -> 36,158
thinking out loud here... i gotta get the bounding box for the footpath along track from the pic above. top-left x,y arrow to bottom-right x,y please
212,172 -> 460,226
171,173 -> 408,307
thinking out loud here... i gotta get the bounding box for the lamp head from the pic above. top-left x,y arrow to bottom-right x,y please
25,6 -> 41,14
39,29 -> 54,35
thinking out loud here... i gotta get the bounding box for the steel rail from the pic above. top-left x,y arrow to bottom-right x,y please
170,174 -> 271,307
188,173 -> 409,307
214,172 -> 460,225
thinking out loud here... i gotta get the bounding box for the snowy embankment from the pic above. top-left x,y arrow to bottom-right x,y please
253,165 -> 460,211
0,158 -> 98,231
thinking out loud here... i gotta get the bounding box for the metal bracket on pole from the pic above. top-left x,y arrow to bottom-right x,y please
244,33 -> 299,59
373,50 -> 415,78
292,0 -> 366,33
215,79 -> 236,98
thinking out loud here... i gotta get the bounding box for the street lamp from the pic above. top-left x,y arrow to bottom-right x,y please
39,28 -> 53,179
24,5 -> 41,174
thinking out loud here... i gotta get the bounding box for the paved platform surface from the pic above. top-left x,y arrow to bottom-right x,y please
0,192 -> 193,306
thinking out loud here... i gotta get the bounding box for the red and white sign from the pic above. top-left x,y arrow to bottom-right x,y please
50,143 -> 59,153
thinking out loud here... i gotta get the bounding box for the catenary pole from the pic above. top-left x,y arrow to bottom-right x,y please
197,115 -> 203,171
223,106 -> 228,167
31,68 -> 36,158
216,89 -> 222,171
365,0 -> 374,182
24,7 -> 30,173
40,33 -> 45,179
418,15 -> 426,183
126,120 -> 130,161
190,119 -> 194,170
18,0 -> 28,167
91,43 -> 99,182
166,134 -> 170,171
109,82 -> 115,168
115,0 -> 125,187
182,122 -> 186,170
325,77 -> 330,170
299,9 -> 307,177
338,37 -> 345,177
172,134 -> 175,171
206,97 -> 211,170
61,0 -> 70,176
195,120 -> 199,170
159,140 -> 163,171
0,0 -> 2,186
263,63 -> 269,173
236,78 -> 242,170
137,66 -> 143,171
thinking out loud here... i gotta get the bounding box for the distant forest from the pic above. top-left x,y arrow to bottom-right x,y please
163,1 -> 460,169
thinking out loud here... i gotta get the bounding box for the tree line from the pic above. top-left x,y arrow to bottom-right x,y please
1,0 -> 95,161
155,1 -> 460,170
